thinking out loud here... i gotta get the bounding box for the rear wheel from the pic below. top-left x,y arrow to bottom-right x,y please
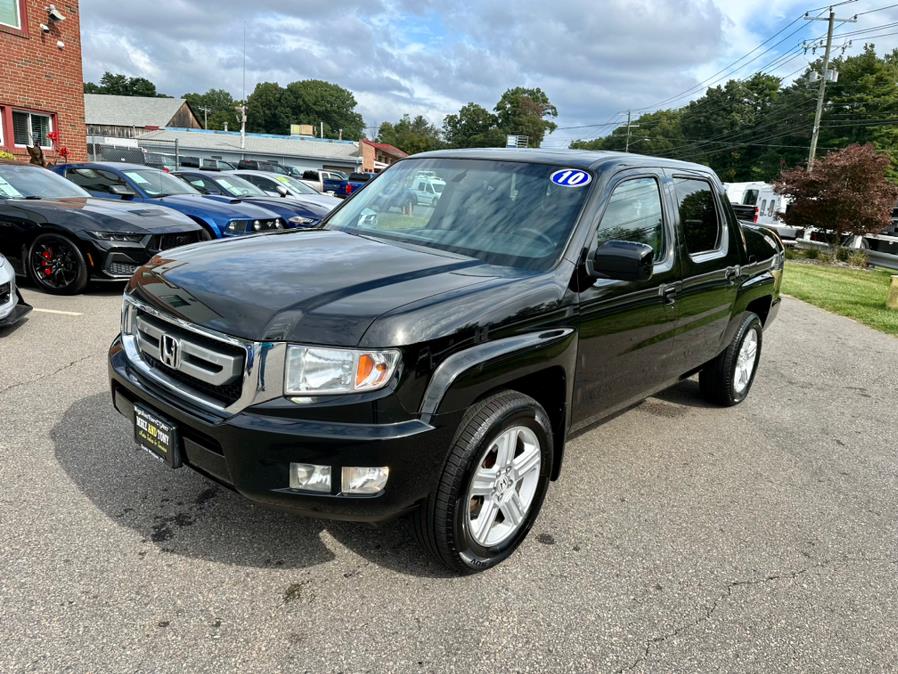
26,234 -> 89,295
414,391 -> 553,573
699,313 -> 763,406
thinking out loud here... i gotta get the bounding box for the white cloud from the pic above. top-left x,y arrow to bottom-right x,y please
80,0 -> 898,147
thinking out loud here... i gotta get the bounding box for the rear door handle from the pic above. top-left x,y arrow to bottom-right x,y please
661,284 -> 678,305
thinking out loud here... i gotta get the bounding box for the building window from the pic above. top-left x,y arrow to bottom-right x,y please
0,0 -> 22,30
13,110 -> 53,148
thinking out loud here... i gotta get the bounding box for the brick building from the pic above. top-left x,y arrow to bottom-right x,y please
0,0 -> 86,162
361,139 -> 408,172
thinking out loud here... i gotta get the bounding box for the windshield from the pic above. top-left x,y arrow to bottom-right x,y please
123,169 -> 200,197
214,175 -> 267,198
326,158 -> 592,270
0,164 -> 90,199
273,174 -> 318,195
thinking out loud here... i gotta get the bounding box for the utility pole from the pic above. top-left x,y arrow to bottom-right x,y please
240,25 -> 247,151
624,110 -> 640,152
805,7 -> 856,171
197,106 -> 210,129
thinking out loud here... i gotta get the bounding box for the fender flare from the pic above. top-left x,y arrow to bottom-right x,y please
419,328 -> 577,480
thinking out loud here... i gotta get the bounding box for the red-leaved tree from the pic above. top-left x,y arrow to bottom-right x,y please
775,144 -> 898,244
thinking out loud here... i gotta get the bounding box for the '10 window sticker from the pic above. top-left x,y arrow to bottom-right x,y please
550,169 -> 592,187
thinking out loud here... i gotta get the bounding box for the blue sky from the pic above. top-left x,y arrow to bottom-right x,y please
79,0 -> 898,147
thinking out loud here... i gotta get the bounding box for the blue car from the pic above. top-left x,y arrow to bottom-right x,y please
55,163 -> 286,238
173,170 -> 334,228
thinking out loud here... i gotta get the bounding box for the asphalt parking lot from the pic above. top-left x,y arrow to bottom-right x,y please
1,286 -> 897,673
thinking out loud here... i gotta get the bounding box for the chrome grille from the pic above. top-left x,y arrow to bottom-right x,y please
121,297 -> 288,416
135,312 -> 244,387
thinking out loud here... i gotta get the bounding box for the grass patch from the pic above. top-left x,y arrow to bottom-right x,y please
783,261 -> 898,336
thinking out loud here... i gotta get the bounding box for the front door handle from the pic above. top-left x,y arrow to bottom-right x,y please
725,266 -> 739,281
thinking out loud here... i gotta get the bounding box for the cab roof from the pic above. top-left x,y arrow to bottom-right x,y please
410,148 -> 714,175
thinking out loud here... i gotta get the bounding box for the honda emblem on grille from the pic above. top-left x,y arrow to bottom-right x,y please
160,333 -> 181,369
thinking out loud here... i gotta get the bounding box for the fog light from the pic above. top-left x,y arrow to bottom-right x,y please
342,466 -> 389,494
289,463 -> 331,492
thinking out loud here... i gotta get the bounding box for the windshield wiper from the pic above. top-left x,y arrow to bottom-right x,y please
23,196 -> 42,200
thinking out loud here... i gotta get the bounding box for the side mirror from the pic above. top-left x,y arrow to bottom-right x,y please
590,240 -> 654,282
110,184 -> 136,199
276,185 -> 289,198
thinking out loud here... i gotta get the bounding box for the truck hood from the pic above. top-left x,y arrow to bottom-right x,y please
5,197 -> 201,233
153,194 -> 280,219
287,193 -> 341,211
202,194 -> 331,220
129,230 -> 505,345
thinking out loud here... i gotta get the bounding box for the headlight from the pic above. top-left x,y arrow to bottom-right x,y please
284,346 -> 400,395
288,215 -> 316,226
121,297 -> 136,335
91,231 -> 145,242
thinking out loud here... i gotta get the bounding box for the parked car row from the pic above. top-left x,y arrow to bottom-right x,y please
0,159 -> 343,295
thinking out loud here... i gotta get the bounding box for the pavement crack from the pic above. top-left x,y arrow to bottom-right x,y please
617,556 -> 898,672
0,354 -> 95,397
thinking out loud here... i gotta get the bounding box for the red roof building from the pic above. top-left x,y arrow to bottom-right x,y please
361,139 -> 408,172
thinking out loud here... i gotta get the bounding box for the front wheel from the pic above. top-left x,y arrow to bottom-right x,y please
26,233 -> 89,295
699,312 -> 763,406
414,391 -> 553,573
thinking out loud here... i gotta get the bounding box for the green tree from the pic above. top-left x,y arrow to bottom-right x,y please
377,115 -> 443,154
246,82 -> 289,134
494,87 -> 558,148
818,46 -> 898,175
283,80 -> 365,139
678,73 -> 781,181
183,88 -> 238,130
571,108 -> 686,156
246,80 -> 365,139
442,103 -> 505,148
83,72 -> 170,97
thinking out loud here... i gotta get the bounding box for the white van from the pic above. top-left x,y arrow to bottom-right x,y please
725,181 -> 801,241
412,176 -> 446,206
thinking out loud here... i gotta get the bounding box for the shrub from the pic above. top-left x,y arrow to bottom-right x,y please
784,247 -> 799,260
0,150 -> 13,161
804,247 -> 820,260
835,246 -> 850,262
817,249 -> 835,265
847,249 -> 869,268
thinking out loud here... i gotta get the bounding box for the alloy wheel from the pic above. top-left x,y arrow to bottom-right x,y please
734,328 -> 759,394
466,425 -> 542,547
31,237 -> 80,291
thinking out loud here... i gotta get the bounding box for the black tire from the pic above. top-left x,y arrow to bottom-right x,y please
414,391 -> 553,573
26,233 -> 89,295
699,312 -> 763,406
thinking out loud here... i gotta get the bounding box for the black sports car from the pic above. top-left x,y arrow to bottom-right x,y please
0,161 -> 207,295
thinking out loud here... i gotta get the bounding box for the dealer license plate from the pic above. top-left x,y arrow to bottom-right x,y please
134,404 -> 181,468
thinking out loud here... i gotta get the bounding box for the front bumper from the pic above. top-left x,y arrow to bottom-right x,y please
109,338 -> 459,522
87,231 -> 206,280
0,287 -> 32,327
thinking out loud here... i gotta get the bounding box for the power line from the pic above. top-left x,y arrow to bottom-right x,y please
628,12 -> 816,113
855,1 -> 898,16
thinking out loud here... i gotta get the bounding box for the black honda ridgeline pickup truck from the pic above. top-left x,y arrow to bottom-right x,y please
109,149 -> 783,572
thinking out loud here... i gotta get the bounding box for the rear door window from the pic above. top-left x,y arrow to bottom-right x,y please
66,168 -> 127,195
673,178 -> 722,255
